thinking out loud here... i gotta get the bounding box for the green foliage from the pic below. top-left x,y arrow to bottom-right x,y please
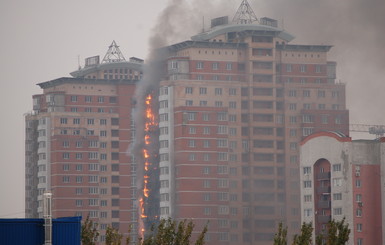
106,225 -> 123,245
81,215 -> 100,245
140,218 -> 208,245
320,218 -> 350,245
273,222 -> 288,245
292,222 -> 313,245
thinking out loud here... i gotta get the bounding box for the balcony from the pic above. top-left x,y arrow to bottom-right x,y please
317,172 -> 331,180
316,186 -> 331,194
318,201 -> 331,209
317,215 -> 331,223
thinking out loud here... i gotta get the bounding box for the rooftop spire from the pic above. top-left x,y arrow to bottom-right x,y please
232,0 -> 258,24
102,40 -> 126,63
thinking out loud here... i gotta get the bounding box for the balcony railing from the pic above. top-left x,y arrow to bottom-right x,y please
318,201 -> 331,209
316,186 -> 331,194
317,215 -> 331,223
317,172 -> 331,180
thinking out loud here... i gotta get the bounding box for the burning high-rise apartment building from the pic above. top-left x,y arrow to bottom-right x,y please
25,1 -> 351,244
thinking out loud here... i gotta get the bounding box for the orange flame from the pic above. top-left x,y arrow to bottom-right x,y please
140,93 -> 158,236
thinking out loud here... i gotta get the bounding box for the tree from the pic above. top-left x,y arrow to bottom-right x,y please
106,225 -> 123,245
317,218 -> 350,245
81,215 -> 100,245
273,222 -> 288,245
292,222 -> 313,245
140,218 -> 208,245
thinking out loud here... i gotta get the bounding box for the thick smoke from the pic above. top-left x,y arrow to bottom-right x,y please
255,0 -> 385,126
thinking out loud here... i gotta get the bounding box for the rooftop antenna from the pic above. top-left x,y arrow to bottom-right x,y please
202,16 -> 205,33
77,55 -> 81,70
102,40 -> 126,63
232,0 -> 258,24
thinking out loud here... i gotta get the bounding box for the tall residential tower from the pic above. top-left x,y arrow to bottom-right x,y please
25,41 -> 143,242
157,2 -> 348,244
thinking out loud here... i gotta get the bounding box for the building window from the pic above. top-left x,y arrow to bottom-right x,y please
185,100 -> 193,106
160,113 -> 169,122
357,223 -> 362,232
318,90 -> 326,98
303,167 -> 311,175
303,90 -> 310,97
356,179 -> 361,188
185,87 -> 193,94
333,208 -> 342,215
63,176 -> 70,183
289,103 -> 297,110
229,88 -> 236,95
333,164 -> 341,172
356,209 -> 362,217
215,88 -> 223,95
188,140 -> 196,148
304,180 -> 312,188
289,90 -> 297,97
204,207 -> 211,215
76,200 -> 83,207
333,193 -> 342,200
196,62 -> 204,69
212,62 -> 219,70
96,96 -> 104,103
189,154 -> 196,161
303,127 -> 314,136
304,195 -> 312,202
217,112 -> 227,121
62,141 -> 69,148
321,115 -> 328,124
286,64 -> 292,72
63,153 -> 70,159
226,63 -> 232,70
333,178 -> 342,187
187,112 -> 196,121
85,96 -> 92,103
199,100 -> 207,106
217,125 -> 227,134
304,208 -> 313,217
88,199 -> 99,206
199,87 -> 207,94
318,104 -> 325,110
215,101 -> 223,107
332,91 -> 340,98
335,115 -> 342,124
300,65 -> 306,72
315,65 -> 322,73
71,96 -> 78,102
303,103 -> 311,110
60,118 -> 68,124
357,238 -> 363,245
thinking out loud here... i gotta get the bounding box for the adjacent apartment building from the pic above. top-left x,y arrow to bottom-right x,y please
25,41 -> 143,242
300,131 -> 385,245
157,1 -> 348,244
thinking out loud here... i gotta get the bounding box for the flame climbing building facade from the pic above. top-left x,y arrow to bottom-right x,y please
157,5 -> 349,245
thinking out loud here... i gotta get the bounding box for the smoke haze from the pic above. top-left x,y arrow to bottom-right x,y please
151,0 -> 385,126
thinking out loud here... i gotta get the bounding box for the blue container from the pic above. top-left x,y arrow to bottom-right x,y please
0,216 -> 81,245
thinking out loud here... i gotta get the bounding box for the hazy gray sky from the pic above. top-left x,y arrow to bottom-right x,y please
0,0 -> 383,218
